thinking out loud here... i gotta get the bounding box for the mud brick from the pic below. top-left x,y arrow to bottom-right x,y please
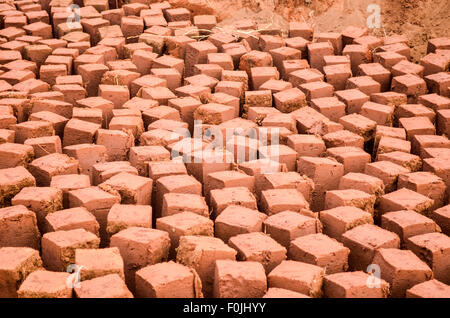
107,59 -> 138,72
24,136 -> 62,159
406,279 -> 450,298
422,147 -> 450,159
193,103 -> 234,125
320,206 -> 372,243
308,96 -> 344,122
339,114 -> 376,144
390,60 -> 424,78
4,15 -> 27,28
99,172 -> 152,206
184,74 -> 218,90
204,53 -> 232,71
376,52 -> 406,73
378,42 -> 411,60
80,18 -> 109,45
298,82 -> 333,101
0,143 -> 34,169
374,126 -> 406,149
148,69 -> 180,92
323,55 -> 350,68
289,233 -> 350,274
305,42 -> 332,72
0,166 -> 36,208
22,44 -> 51,68
76,64 -> 107,97
340,25 -> 368,46
75,273 -> 133,298
28,152 -> 79,187
176,236 -> 236,297
204,170 -> 254,199
325,271 -> 390,298
136,261 -> 202,298
432,205 -> 450,235
131,75 -> 166,97
424,72 -> 450,97
0,69 -> 35,85
246,107 -> 279,123
72,107 -> 102,126
214,206 -> 266,243
399,116 -> 436,142
391,74 -> 428,102
0,112 -> 16,130
342,44 -> 371,75
268,260 -> 324,297
341,224 -> 400,271
63,144 -> 107,177
98,84 -> 130,109
66,41 -> 91,55
39,64 -> 66,87
406,232 -> 450,285
437,109 -> 450,137
43,206 -> 98,237
213,259 -> 266,298
411,135 -> 449,158
209,186 -> 257,219
381,210 -> 439,248
397,104 -> 436,125
0,43 -> 26,57
100,8 -> 124,26
0,247 -> 42,297
427,37 -> 450,54
153,174 -> 202,218
142,106 -> 180,129
41,228 -> 99,271
62,118 -> 99,147
0,27 -> 25,41
372,248 -> 432,298
357,64 -> 390,93
84,45 -> 117,63
0,205 -> 40,249
285,134 -> 324,158
260,188 -> 309,216
120,16 -> 143,43
52,48 -> 79,61
109,227 -> 170,292
91,162 -> 137,186
49,175 -> 90,209
163,35 -> 193,59
109,116 -> 144,139
376,137 -> 411,158
25,10 -> 49,24
29,91 -> 65,102
259,79 -> 292,94
324,188 -> 376,215
249,66 -> 278,90
160,193 -> 207,218
147,160 -> 186,181
147,119 -> 188,133
192,64 -> 222,80
157,211 -> 213,255
17,270 -> 71,298
314,33 -> 342,55
260,173 -> 313,205
423,157 -> 450,193
258,144 -> 296,171
238,50 -> 272,76
12,121 -> 54,144
420,53 -> 449,77
354,35 -> 383,50
129,145 -> 170,176
76,97 -> 114,128
359,101 -> 394,127
365,160 -> 408,193
53,84 -> 87,105
23,22 -> 52,39
192,14 -> 216,31
377,151 -> 421,173
257,35 -> 283,53
297,156 -> 344,211
329,146 -> 372,175
322,131 -> 363,150
175,84 -> 211,100
323,64 -> 352,91
0,129 -> 14,144
13,78 -> 50,95
184,40 -> 217,77
266,211 -> 319,248
227,232 -> 285,273
74,53 -> 106,73
75,248 -> 125,283
286,22 -> 312,41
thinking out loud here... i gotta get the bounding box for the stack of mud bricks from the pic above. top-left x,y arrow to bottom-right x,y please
0,0 -> 449,299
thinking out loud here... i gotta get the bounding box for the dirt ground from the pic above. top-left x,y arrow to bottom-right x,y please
168,0 -> 450,62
